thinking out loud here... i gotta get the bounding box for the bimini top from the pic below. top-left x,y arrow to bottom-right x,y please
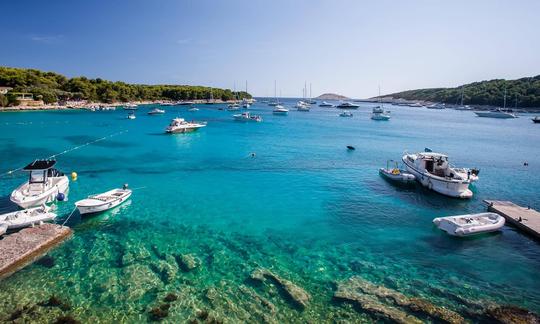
417,152 -> 448,159
23,159 -> 57,171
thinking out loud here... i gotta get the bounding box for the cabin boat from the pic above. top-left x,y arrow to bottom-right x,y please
533,116 -> 540,123
475,109 -> 517,118
336,102 -> 359,109
319,101 -> 334,107
339,111 -> 353,117
75,187 -> 132,215
371,106 -> 391,120
273,105 -> 289,115
10,160 -> 69,208
379,160 -> 415,183
227,103 -> 240,111
148,108 -> 165,115
402,152 -> 473,198
127,112 -> 136,119
233,111 -> 262,122
123,103 -> 138,110
165,118 -> 206,133
433,212 -> 505,236
0,205 -> 57,229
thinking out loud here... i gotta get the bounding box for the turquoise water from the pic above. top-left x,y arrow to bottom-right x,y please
0,101 -> 539,322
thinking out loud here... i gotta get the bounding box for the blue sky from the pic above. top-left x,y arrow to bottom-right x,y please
1,0 -> 539,98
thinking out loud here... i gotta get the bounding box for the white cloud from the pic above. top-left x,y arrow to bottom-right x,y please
30,34 -> 64,44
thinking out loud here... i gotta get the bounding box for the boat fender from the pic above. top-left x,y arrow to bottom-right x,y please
392,169 -> 400,175
56,193 -> 65,201
71,172 -> 78,180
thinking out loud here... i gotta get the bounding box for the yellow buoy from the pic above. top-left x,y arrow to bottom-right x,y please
71,172 -> 78,180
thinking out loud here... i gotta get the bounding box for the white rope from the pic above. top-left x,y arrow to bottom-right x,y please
60,206 -> 78,227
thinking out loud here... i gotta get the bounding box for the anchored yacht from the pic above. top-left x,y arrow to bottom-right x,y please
336,102 -> 359,109
165,118 -> 206,133
233,111 -> 262,122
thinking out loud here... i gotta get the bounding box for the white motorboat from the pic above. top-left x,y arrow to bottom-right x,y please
273,105 -> 289,115
371,105 -> 391,120
336,102 -> 360,109
408,103 -> 424,108
402,152 -> 473,198
427,103 -> 446,109
148,108 -> 165,115
127,112 -> 136,119
433,212 -> 505,237
242,99 -> 251,109
533,116 -> 540,124
160,102 -> 175,106
227,103 -> 240,111
319,101 -> 334,107
474,109 -> 517,118
455,105 -> 472,111
339,111 -> 353,117
233,111 -> 262,122
296,101 -> 310,111
379,160 -> 415,183
75,187 -> 132,215
165,118 -> 207,133
188,107 -> 199,112
178,101 -> 195,105
0,205 -> 57,229
123,103 -> 138,110
10,160 -> 69,209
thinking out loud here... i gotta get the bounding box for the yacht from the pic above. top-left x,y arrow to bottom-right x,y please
402,152 -> 473,198
319,101 -> 334,107
371,106 -> 391,120
160,102 -> 175,106
148,108 -> 165,115
233,111 -> 262,122
427,103 -> 446,109
532,116 -> 540,123
295,101 -> 310,111
165,118 -> 207,133
273,105 -> 289,115
336,102 -> 359,109
10,160 -> 70,208
454,105 -> 472,111
227,103 -> 240,111
242,81 -> 251,108
123,103 -> 138,110
475,109 -> 517,118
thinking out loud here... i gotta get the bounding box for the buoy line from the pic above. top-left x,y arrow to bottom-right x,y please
0,130 -> 128,178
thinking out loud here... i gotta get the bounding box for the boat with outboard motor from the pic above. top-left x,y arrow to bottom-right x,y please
123,103 -> 138,110
148,108 -> 165,115
165,118 -> 207,133
379,160 -> 415,183
0,204 -> 57,229
127,112 -> 136,119
233,111 -> 262,122
227,103 -> 240,111
10,160 -> 69,208
402,152 -> 474,198
336,102 -> 359,109
433,212 -> 505,237
75,186 -> 132,215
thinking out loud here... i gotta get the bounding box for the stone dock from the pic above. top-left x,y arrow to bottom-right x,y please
0,224 -> 72,279
484,200 -> 540,240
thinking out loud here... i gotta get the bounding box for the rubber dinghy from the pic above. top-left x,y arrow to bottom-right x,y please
75,187 -> 132,215
0,205 -> 57,230
433,212 -> 505,237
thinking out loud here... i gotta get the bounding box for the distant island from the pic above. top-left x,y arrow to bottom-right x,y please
0,66 -> 250,108
315,93 -> 349,100
384,75 -> 540,108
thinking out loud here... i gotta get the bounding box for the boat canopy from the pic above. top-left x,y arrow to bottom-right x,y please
23,160 -> 56,171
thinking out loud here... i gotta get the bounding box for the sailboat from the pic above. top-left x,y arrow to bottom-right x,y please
474,88 -> 517,118
307,83 -> 316,104
296,82 -> 310,111
273,82 -> 288,115
454,86 -> 471,110
205,88 -> 215,104
242,81 -> 251,109
268,81 -> 280,106
371,86 -> 391,120
228,82 -> 240,111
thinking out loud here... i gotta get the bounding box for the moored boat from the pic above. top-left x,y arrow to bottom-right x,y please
379,160 -> 415,183
0,205 -> 57,229
148,108 -> 165,115
233,111 -> 262,122
127,112 -> 136,119
336,102 -> 359,109
402,152 -> 473,198
273,105 -> 289,115
339,111 -> 353,117
319,101 -> 334,107
123,103 -> 138,110
227,103 -> 240,111
10,160 -> 69,208
75,187 -> 132,215
165,118 -> 206,133
0,223 -> 7,236
433,212 -> 505,237
533,116 -> 540,123
474,109 -> 517,118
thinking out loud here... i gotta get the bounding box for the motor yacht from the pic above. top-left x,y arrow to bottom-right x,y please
123,103 -> 138,110
319,101 -> 334,107
273,105 -> 289,115
336,102 -> 360,109
227,103 -> 240,111
371,105 -> 391,120
474,109 -> 517,118
165,118 -> 207,133
233,111 -> 262,122
148,108 -> 165,115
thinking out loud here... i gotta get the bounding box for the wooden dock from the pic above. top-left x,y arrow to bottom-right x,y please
484,200 -> 540,240
0,224 -> 72,279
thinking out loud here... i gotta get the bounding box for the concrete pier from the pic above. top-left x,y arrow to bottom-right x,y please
0,224 -> 72,279
484,200 -> 540,240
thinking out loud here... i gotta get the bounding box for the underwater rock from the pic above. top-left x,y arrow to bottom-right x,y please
123,264 -> 162,301
239,284 -> 276,314
149,303 -> 170,321
250,268 -> 311,309
177,253 -> 201,272
195,308 -> 209,320
39,295 -> 71,311
153,258 -> 178,284
485,305 -> 540,324
36,255 -> 56,268
121,245 -> 151,267
334,277 -> 465,324
54,315 -> 81,324
163,292 -> 178,302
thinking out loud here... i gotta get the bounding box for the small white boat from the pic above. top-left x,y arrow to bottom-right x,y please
165,118 -> 206,133
371,106 -> 391,120
339,111 -> 353,117
148,108 -> 165,115
127,112 -> 136,119
379,160 -> 415,183
160,102 -> 175,106
75,187 -> 132,215
296,102 -> 310,111
319,101 -> 334,107
123,103 -> 138,110
532,116 -> 540,123
10,160 -> 69,209
336,102 -> 359,109
474,109 -> 517,118
188,107 -> 199,112
0,205 -> 57,229
273,105 -> 289,115
227,103 -> 240,111
427,103 -> 446,109
433,212 -> 505,237
233,111 -> 262,122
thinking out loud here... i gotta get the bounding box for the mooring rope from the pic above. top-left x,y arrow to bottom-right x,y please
1,130 -> 128,178
60,206 -> 78,227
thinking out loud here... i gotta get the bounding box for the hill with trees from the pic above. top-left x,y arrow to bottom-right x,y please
384,75 -> 540,108
0,66 -> 251,106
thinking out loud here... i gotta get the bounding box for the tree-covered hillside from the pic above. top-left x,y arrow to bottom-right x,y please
385,76 -> 540,108
0,66 -> 251,106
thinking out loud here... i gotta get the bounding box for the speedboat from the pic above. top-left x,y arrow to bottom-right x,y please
371,106 -> 391,120
160,102 -> 175,106
402,152 -> 473,198
148,108 -> 165,115
227,103 -> 240,111
165,118 -> 206,133
533,116 -> 540,123
123,103 -> 138,110
273,105 -> 289,115
0,205 -> 57,229
295,101 -> 310,111
379,160 -> 415,183
75,187 -> 132,215
10,160 -> 69,208
336,102 -> 359,109
127,112 -> 136,119
474,109 -> 517,118
233,111 -> 262,122
188,107 -> 199,112
433,213 -> 505,237
319,101 -> 334,107
339,111 -> 353,117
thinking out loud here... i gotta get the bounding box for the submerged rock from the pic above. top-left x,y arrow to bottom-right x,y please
177,253 -> 201,272
153,258 -> 178,284
149,303 -> 170,321
36,255 -> 56,268
39,295 -> 71,311
121,245 -> 151,267
54,315 -> 81,324
123,264 -> 162,301
163,292 -> 178,302
485,305 -> 540,324
250,268 -> 311,309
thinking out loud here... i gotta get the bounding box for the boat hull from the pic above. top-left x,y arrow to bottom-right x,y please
0,206 -> 57,229
76,190 -> 132,215
10,176 -> 69,209
433,213 -> 505,237
474,111 -> 516,118
379,168 -> 415,182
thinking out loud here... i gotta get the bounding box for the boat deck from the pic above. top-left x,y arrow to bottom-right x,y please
484,200 -> 540,240
0,224 -> 72,279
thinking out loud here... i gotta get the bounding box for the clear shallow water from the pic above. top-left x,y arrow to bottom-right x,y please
0,101 -> 539,322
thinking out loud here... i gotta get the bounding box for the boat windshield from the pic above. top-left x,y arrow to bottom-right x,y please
29,170 -> 46,183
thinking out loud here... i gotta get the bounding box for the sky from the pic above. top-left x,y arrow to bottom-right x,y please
1,0 -> 539,98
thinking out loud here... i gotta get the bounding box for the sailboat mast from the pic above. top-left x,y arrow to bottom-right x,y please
274,80 -> 277,103
460,87 -> 464,106
503,88 -> 507,109
310,83 -> 312,101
